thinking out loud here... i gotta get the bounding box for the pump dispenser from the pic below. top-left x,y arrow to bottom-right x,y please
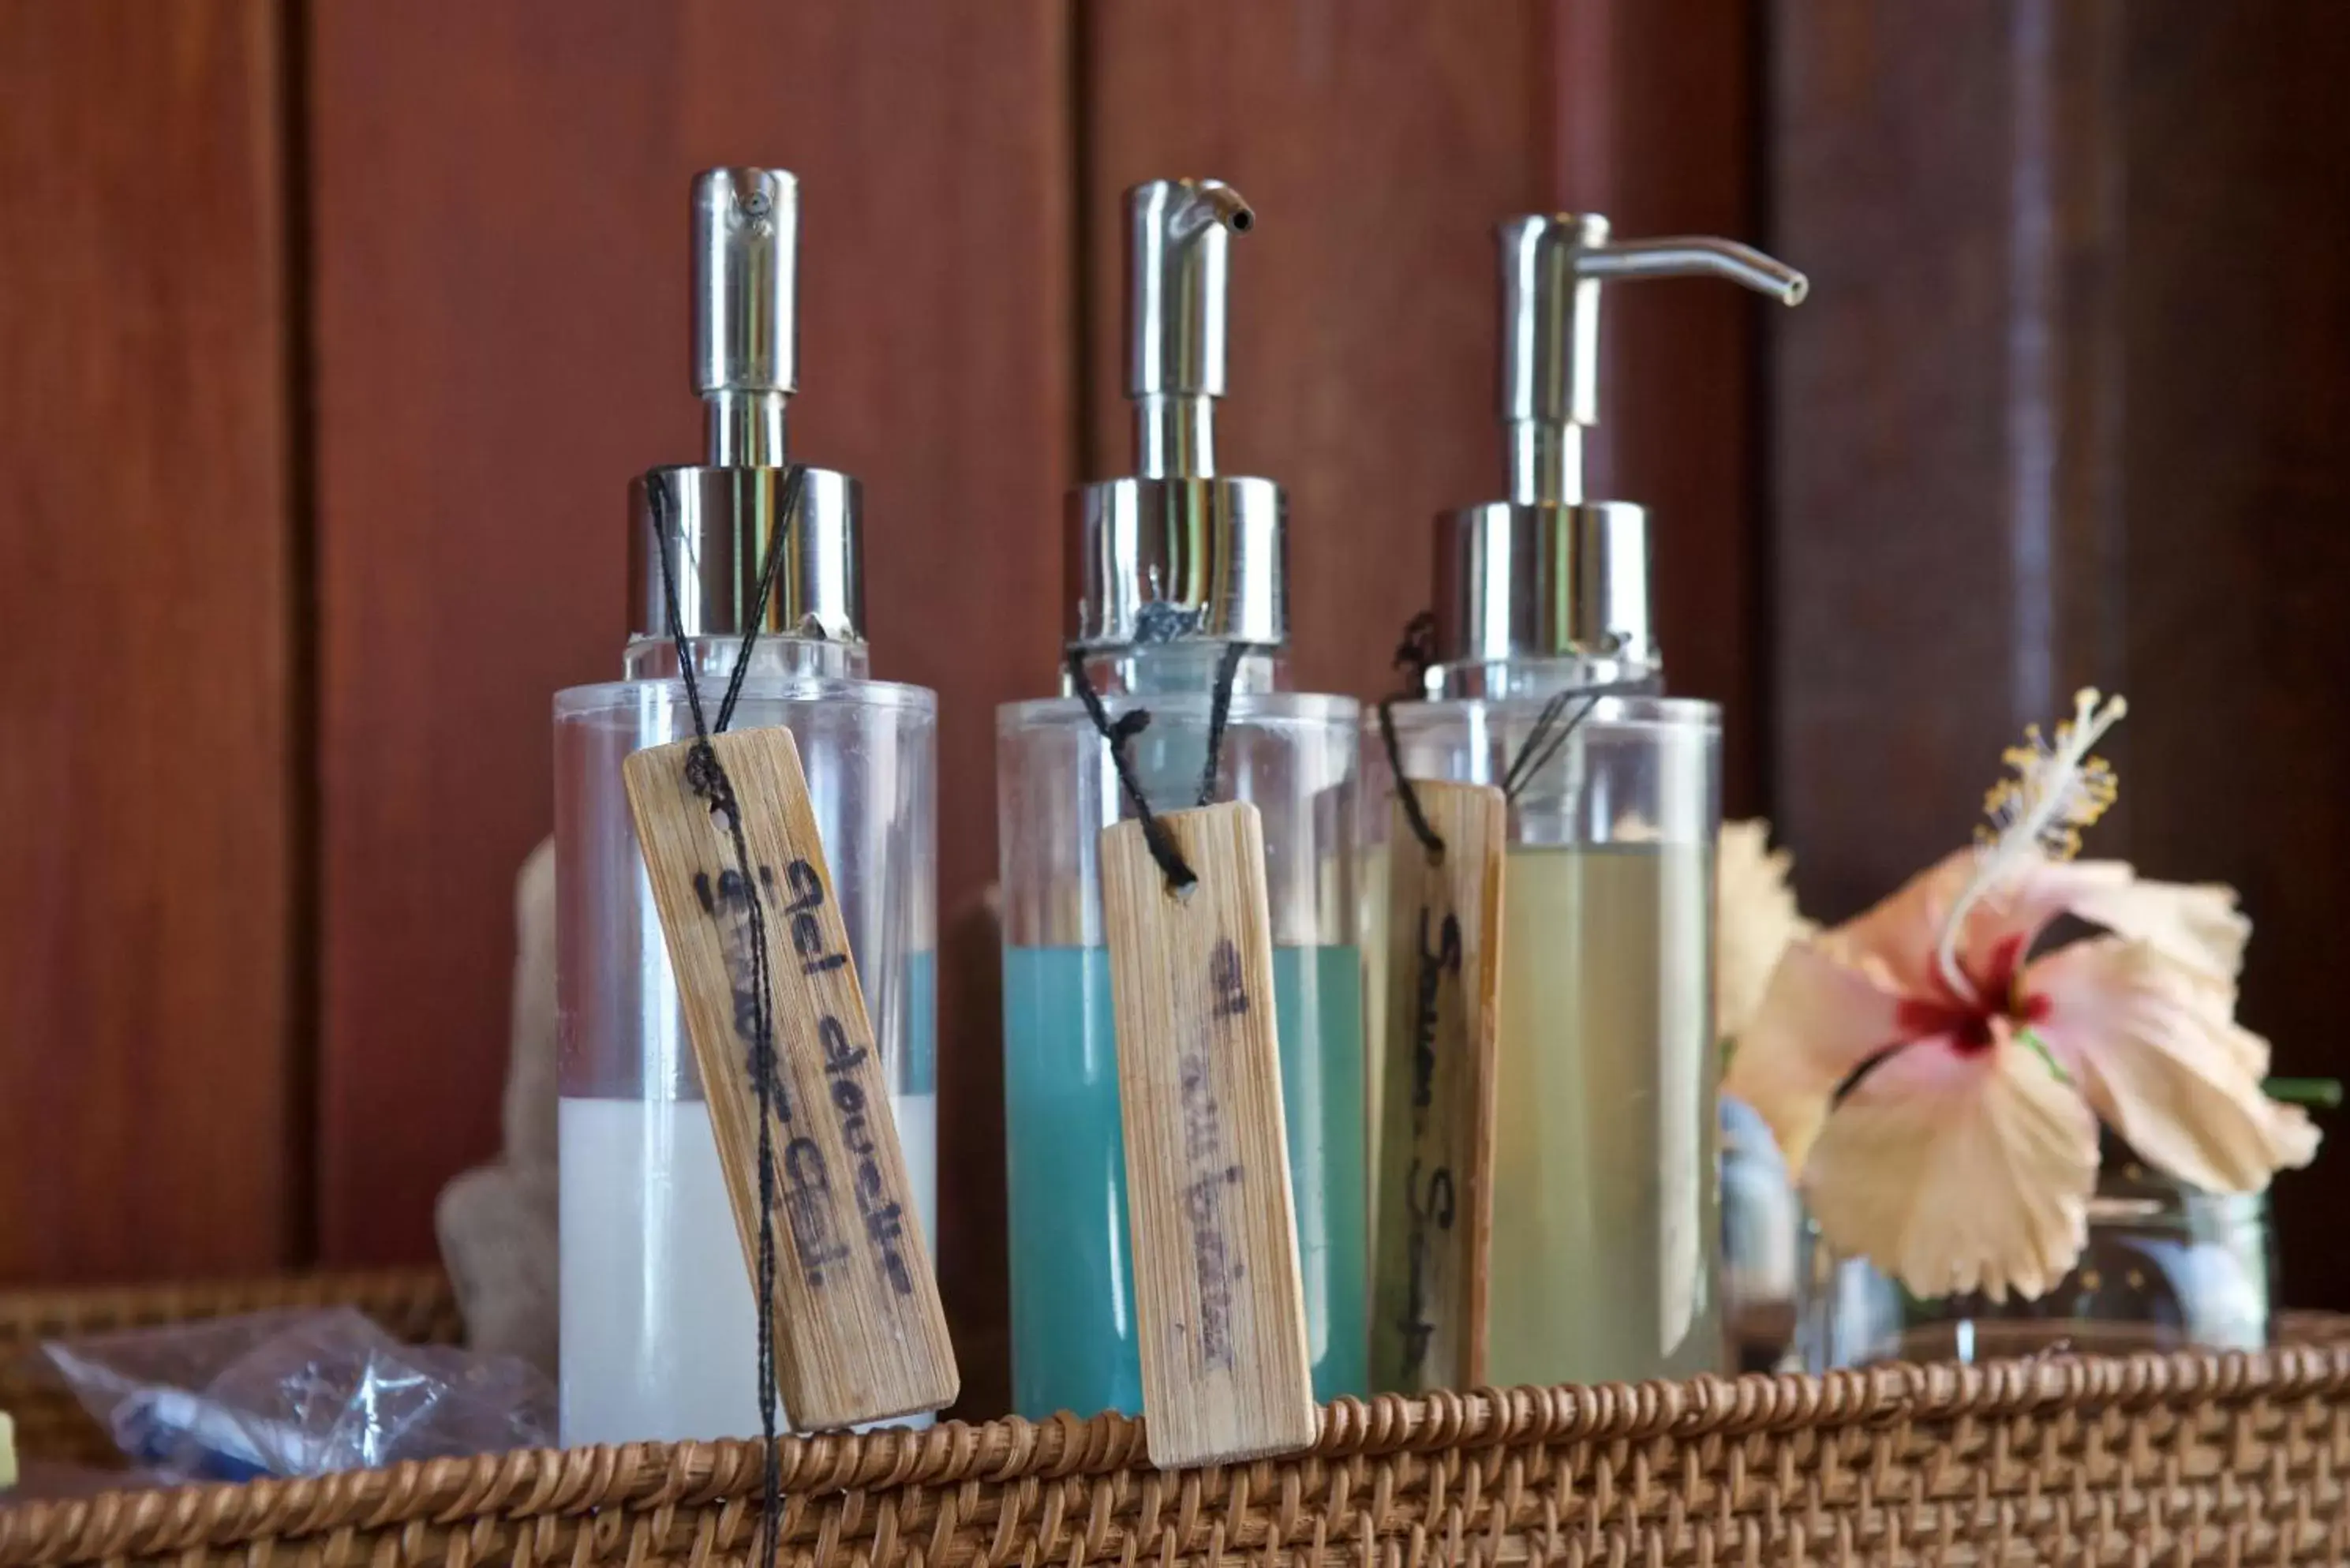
1431,215 -> 1806,694
998,180 -> 1368,1420
1375,215 -> 1805,1390
1066,180 -> 1283,676
552,170 -> 939,1445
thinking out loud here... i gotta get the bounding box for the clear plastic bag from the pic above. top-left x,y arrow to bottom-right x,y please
43,1308 -> 552,1481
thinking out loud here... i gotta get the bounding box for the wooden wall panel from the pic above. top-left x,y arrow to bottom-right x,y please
2116,2 -> 2350,1308
1771,0 -> 2120,913
0,0 -> 296,1278
1772,0 -> 2350,1303
308,0 -> 1073,1329
308,0 -> 672,1268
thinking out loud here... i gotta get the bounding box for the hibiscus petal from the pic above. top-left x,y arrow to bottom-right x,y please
2064,874 -> 2250,986
2028,937 -> 2320,1192
1832,849 -> 2089,1007
1972,862 -> 2247,986
1722,941 -> 1907,1173
1716,818 -> 1816,1042
1966,859 -> 2132,964
1819,850 -> 1974,999
1801,1023 -> 2100,1303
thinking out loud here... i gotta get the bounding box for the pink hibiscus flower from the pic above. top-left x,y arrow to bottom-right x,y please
1724,690 -> 2318,1301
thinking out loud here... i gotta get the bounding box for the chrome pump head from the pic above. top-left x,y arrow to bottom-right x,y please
631,168 -> 863,643
1066,178 -> 1285,650
1433,215 -> 1806,680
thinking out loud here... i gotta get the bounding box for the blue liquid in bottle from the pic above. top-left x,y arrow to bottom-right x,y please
1003,942 -> 1368,1418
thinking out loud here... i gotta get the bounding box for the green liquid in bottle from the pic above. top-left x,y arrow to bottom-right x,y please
1484,841 -> 1723,1386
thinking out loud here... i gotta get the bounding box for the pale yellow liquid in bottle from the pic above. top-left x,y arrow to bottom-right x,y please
1486,841 -> 1722,1386
1360,844 -> 1390,1244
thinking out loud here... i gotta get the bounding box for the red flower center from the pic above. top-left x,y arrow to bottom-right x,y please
1895,934 -> 2049,1055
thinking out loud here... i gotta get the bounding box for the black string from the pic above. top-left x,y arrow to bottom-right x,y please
1499,675 -> 1660,802
1064,643 -> 1254,893
1197,638 -> 1251,807
1065,650 -> 1195,892
714,477 -> 806,734
646,467 -> 805,1568
1377,612 -> 1445,859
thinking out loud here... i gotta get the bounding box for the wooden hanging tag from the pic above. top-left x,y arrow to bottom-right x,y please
1370,782 -> 1506,1393
622,726 -> 959,1429
1100,802 -> 1317,1470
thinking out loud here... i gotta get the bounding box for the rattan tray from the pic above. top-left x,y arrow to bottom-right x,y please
2,1271 -> 2347,1566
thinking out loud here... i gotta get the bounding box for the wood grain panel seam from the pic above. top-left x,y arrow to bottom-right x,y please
276,0 -> 324,1272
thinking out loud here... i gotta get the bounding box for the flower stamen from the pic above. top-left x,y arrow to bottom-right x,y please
1932,688 -> 2127,1004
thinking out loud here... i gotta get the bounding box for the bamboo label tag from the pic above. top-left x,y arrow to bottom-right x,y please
622,726 -> 958,1430
1371,783 -> 1506,1393
1100,802 -> 1317,1470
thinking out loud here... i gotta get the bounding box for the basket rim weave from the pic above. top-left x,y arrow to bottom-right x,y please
6,1341 -> 2348,1566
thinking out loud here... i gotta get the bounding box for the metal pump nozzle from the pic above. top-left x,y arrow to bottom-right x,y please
1128,179 -> 1254,478
1501,215 -> 1807,506
693,167 -> 798,466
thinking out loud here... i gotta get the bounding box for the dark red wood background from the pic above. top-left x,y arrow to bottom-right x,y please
0,0 -> 297,1278
1769,0 -> 2350,1307
5,0 -> 2347,1390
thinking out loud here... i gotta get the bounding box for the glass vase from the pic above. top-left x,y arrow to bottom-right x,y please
1795,1145 -> 2273,1371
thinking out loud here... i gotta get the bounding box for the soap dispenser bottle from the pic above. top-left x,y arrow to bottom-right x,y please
997,179 -> 1368,1420
552,170 -> 939,1446
1375,215 -> 1804,1387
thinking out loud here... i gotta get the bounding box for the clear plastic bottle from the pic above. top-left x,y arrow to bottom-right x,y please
1375,686 -> 1719,1385
1366,215 -> 1805,1387
553,170 -> 938,1445
1795,1139 -> 2273,1369
997,181 -> 1368,1418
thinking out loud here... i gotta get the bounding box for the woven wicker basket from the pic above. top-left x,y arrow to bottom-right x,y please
4,1273 -> 2349,1566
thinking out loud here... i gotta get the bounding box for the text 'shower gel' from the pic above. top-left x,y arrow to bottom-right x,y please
1368,214 -> 1805,1387
997,179 -> 1368,1419
553,170 -> 938,1445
